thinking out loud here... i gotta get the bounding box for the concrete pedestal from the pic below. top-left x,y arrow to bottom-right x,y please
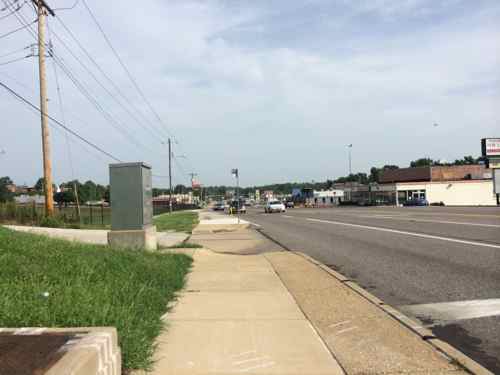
107,226 -> 157,251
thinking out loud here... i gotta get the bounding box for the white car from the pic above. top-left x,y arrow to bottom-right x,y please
265,200 -> 286,213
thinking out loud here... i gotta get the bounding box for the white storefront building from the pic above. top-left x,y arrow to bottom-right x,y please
395,180 -> 496,206
306,190 -> 344,207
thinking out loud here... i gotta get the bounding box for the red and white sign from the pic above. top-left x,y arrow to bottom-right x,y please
484,138 -> 500,156
191,179 -> 201,189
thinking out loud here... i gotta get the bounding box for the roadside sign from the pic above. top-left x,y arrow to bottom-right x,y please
481,138 -> 500,157
494,169 -> 500,194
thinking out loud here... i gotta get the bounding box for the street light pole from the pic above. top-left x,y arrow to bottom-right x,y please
168,138 -> 172,214
232,168 -> 240,224
348,144 -> 352,176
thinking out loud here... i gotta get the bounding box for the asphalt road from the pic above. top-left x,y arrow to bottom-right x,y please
243,205 -> 500,373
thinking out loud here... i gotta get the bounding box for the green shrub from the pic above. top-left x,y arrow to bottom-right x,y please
39,215 -> 64,228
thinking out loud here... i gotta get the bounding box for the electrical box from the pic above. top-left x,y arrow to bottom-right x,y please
109,162 -> 153,231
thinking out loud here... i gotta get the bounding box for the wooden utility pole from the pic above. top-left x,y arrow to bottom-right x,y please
168,138 -> 172,214
36,0 -> 55,216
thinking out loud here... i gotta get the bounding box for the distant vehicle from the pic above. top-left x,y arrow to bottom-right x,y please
285,200 -> 294,208
227,200 -> 246,214
213,202 -> 226,211
403,198 -> 429,207
265,200 -> 286,213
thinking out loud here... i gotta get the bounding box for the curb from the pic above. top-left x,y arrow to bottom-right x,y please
293,251 -> 494,375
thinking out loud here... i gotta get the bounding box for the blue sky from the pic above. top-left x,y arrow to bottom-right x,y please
1,0 -> 499,187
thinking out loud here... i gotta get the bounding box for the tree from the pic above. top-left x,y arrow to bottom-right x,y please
334,173 -> 368,184
453,155 -> 479,165
0,176 -> 14,203
369,165 -> 399,183
34,177 -> 57,194
410,158 -> 434,168
34,177 -> 44,193
174,184 -> 188,194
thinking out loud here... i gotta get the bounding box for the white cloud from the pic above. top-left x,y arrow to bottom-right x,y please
0,0 -> 498,185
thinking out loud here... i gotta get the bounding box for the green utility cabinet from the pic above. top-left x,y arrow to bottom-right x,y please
109,162 -> 153,231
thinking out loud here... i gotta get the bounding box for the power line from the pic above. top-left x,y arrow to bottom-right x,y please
52,0 -> 79,11
49,30 -> 76,181
0,54 -> 31,66
0,0 -> 26,21
0,45 -> 30,59
0,18 -> 36,39
4,0 -> 154,156
53,11 -> 169,143
0,80 -> 123,162
47,21 -> 165,144
81,0 -> 176,141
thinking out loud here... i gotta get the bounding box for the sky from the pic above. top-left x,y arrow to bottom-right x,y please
0,0 -> 499,187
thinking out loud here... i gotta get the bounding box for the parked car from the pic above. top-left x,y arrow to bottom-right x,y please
403,198 -> 429,207
265,200 -> 286,213
285,200 -> 294,208
212,201 -> 226,211
227,200 -> 246,214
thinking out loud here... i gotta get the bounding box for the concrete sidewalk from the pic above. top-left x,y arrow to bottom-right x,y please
194,210 -> 251,233
138,211 -> 485,375
139,248 -> 344,375
4,225 -> 188,248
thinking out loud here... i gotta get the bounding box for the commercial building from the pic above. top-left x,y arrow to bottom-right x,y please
306,190 -> 344,207
379,165 -> 496,206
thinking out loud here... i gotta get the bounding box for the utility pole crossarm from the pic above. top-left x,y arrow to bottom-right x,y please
32,0 -> 55,16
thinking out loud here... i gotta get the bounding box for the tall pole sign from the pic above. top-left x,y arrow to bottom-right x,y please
231,168 -> 240,224
481,138 -> 500,205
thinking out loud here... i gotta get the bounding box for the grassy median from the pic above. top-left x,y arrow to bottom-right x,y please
154,211 -> 199,233
0,227 -> 192,371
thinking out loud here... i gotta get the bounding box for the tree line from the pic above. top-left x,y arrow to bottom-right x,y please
0,155 -> 483,203
202,155 -> 483,197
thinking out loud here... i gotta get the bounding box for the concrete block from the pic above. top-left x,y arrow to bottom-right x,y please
0,327 -> 121,375
108,225 -> 157,251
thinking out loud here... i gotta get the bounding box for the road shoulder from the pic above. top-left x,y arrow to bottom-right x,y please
264,251 -> 492,375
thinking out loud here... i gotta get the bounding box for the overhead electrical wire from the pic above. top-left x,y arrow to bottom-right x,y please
53,12 -> 169,143
2,0 -> 198,178
0,80 -> 123,162
0,53 -> 31,66
0,0 -> 26,21
47,22 -> 165,144
48,23 -> 76,182
80,0 -> 176,142
0,45 -> 31,59
4,2 -> 155,157
0,18 -> 36,39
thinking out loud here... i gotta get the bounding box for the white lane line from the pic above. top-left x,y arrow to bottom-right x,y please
282,215 -> 293,218
400,299 -> 500,323
245,220 -> 261,227
306,218 -> 500,249
358,215 -> 500,228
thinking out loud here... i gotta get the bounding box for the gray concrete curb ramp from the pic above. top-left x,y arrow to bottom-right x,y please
291,251 -> 494,375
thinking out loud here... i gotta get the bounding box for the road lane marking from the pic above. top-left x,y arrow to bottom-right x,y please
357,215 -> 500,228
400,299 -> 500,323
306,218 -> 500,249
359,210 -> 500,218
245,220 -> 261,227
282,215 -> 293,218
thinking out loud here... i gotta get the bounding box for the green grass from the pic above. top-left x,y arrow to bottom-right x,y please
0,227 -> 192,371
153,211 -> 199,233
